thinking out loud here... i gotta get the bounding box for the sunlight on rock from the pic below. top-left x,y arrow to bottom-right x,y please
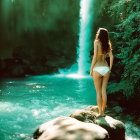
104,116 -> 116,127
34,116 -> 109,140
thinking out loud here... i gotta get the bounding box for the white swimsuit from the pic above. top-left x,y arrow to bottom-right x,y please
93,66 -> 110,76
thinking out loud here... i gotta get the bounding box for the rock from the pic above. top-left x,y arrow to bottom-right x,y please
33,116 -> 109,140
69,109 -> 97,123
95,116 -> 125,140
70,106 -> 125,140
33,106 -> 125,140
85,105 -> 99,113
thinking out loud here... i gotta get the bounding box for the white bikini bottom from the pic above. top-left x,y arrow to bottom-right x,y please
93,66 -> 110,76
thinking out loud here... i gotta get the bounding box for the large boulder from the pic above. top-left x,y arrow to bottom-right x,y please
95,116 -> 125,140
69,109 -> 97,123
34,116 -> 109,140
70,106 -> 125,140
33,106 -> 125,140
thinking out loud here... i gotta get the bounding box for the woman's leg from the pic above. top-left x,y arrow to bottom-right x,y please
93,71 -> 103,115
102,72 -> 110,115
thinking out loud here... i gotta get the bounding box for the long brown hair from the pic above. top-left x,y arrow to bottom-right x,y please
95,28 -> 112,54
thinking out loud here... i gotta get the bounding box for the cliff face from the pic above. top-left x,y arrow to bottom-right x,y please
33,106 -> 125,140
0,0 -> 80,77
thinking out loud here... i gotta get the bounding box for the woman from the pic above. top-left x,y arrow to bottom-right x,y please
90,28 -> 114,117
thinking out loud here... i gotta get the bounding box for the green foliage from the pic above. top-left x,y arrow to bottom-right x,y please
108,0 -> 140,96
94,0 -> 140,96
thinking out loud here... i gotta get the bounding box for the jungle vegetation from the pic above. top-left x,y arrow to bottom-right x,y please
93,0 -> 140,99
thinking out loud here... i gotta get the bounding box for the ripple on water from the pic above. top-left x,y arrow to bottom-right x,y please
0,76 -> 139,140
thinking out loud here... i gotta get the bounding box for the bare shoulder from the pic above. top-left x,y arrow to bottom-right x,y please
94,40 -> 100,47
94,39 -> 100,44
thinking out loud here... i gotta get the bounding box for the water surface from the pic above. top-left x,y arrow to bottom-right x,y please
0,74 -> 96,139
0,74 -> 139,140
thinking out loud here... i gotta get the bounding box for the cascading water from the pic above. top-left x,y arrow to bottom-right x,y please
58,0 -> 94,76
77,0 -> 94,75
1,0 -> 94,77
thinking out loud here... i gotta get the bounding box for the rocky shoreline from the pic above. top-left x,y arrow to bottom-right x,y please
33,106 -> 125,140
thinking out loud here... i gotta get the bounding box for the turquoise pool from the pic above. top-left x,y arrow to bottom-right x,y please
0,74 -> 139,140
0,74 -> 96,139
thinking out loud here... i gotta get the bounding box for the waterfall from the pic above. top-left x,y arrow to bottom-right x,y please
1,0 -> 95,77
77,0 -> 94,75
58,0 -> 95,77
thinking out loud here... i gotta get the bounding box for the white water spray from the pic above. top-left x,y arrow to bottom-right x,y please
77,0 -> 94,75
58,0 -> 94,77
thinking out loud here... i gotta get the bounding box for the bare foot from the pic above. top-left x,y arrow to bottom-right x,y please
96,114 -> 102,118
96,113 -> 106,118
101,113 -> 106,117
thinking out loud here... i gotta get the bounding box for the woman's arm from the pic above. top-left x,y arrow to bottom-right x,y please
109,50 -> 114,70
90,40 -> 98,72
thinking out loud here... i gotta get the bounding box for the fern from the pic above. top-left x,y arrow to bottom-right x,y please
106,0 -> 140,96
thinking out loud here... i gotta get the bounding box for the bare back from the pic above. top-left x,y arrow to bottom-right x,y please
94,40 -> 109,68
